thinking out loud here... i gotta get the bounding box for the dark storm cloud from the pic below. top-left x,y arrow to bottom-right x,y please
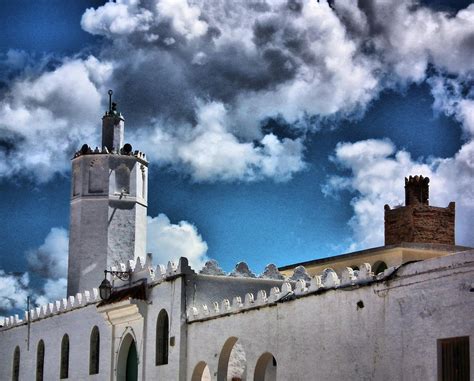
0,0 -> 473,183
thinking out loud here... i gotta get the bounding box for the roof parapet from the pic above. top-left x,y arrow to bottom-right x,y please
186,262 -> 393,323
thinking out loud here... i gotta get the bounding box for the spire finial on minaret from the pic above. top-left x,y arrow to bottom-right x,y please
102,89 -> 124,151
108,89 -> 113,112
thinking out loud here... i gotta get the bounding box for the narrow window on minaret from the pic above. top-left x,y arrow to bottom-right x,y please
141,165 -> 146,199
115,164 -> 130,194
89,160 -> 104,193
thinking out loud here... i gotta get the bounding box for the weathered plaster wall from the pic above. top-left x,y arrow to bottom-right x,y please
2,253 -> 472,381
186,252 -> 474,381
0,305 -> 111,381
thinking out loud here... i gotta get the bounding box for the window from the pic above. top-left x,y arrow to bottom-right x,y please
60,334 -> 69,379
12,346 -> 20,381
89,326 -> 100,375
373,261 -> 388,275
115,163 -> 130,194
36,340 -> 45,381
438,336 -> 470,381
156,309 -> 169,365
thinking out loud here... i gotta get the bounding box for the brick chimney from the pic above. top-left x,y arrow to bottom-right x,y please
384,176 -> 455,245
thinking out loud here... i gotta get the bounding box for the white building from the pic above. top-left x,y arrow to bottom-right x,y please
0,99 -> 472,381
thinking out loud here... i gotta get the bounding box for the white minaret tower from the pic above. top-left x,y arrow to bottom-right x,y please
67,90 -> 148,296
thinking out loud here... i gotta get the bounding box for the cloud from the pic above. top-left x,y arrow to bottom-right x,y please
334,1 -> 474,81
133,101 -> 306,181
324,138 -> 474,251
0,271 -> 29,315
147,214 -> 209,270
1,210 -> 211,316
26,227 -> 69,306
1,0 -> 473,185
35,278 -> 68,307
27,227 -> 69,279
429,75 -> 474,137
0,56 -> 112,182
0,226 -> 70,315
156,0 -> 208,39
81,0 -> 154,37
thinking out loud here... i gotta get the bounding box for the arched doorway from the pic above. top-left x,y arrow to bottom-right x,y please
117,333 -> 138,381
254,352 -> 277,381
217,337 -> 247,381
191,361 -> 212,381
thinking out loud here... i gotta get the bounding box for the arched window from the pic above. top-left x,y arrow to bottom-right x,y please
115,163 -> 130,194
191,361 -> 212,381
156,309 -> 169,366
36,340 -> 45,381
12,346 -> 20,381
89,326 -> 100,375
217,337 -> 247,381
60,334 -> 69,379
254,352 -> 277,381
373,261 -> 388,275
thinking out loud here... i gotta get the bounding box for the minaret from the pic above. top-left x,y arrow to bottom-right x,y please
384,175 -> 455,246
67,91 -> 148,296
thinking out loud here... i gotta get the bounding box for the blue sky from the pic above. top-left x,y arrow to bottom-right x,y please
0,0 -> 473,315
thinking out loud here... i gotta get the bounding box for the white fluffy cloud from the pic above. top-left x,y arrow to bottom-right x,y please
0,271 -> 29,315
324,138 -> 474,251
0,56 -> 112,181
27,227 -> 69,279
147,214 -> 209,270
26,227 -> 69,305
335,1 -> 474,82
133,101 -> 306,181
157,0 -> 208,39
0,227 -> 69,315
81,0 -> 154,37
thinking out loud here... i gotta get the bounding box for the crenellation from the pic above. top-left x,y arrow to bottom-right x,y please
281,282 -> 293,295
232,296 -> 243,310
244,293 -> 255,307
357,263 -> 374,282
294,279 -> 308,295
341,267 -> 356,286
309,275 -> 322,292
186,264 -> 401,323
256,290 -> 268,304
166,261 -> 177,276
321,268 -> 340,288
200,259 -> 226,275
289,265 -> 311,281
222,299 -> 231,312
259,264 -> 285,280
268,286 -> 281,303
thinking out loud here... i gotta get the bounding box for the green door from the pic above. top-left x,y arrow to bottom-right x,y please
126,341 -> 138,381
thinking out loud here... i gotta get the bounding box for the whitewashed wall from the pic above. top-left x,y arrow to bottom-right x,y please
185,252 -> 474,381
1,252 -> 472,381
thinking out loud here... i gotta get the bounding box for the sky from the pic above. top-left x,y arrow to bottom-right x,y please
0,0 -> 473,317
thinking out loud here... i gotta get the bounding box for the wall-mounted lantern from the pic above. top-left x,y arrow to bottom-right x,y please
99,269 -> 131,300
